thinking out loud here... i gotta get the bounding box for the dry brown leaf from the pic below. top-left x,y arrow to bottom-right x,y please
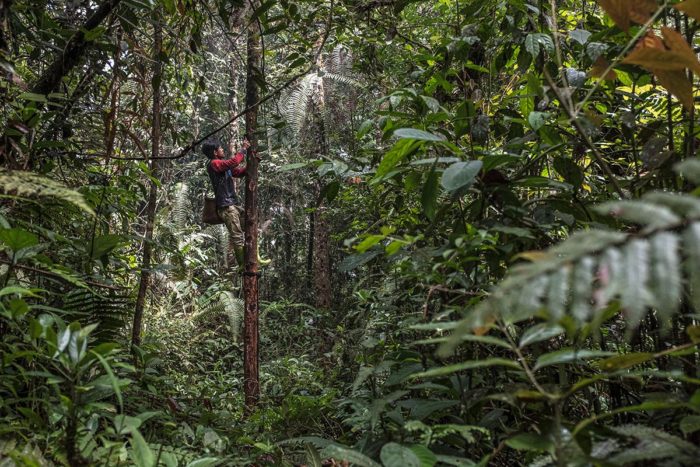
653,68 -> 694,110
598,0 -> 657,32
660,27 -> 700,75
623,29 -> 700,74
598,0 -> 631,31
675,0 -> 700,22
589,56 -> 618,80
623,47 -> 691,71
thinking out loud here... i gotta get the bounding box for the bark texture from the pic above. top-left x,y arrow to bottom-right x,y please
243,13 -> 261,410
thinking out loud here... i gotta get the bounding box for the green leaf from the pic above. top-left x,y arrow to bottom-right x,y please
569,29 -> 591,45
680,415 -> 700,435
409,445 -> 437,467
571,256 -> 595,323
650,232 -> 681,321
620,239 -> 652,329
338,251 -> 381,272
534,349 -> 614,370
525,33 -> 554,57
440,161 -> 482,193
599,352 -> 654,371
0,169 -> 94,215
415,358 -> 521,378
519,323 -> 564,348
505,433 -> 552,452
380,443 -> 421,467
91,349 -> 124,412
376,139 -> 419,178
596,200 -> 680,230
90,234 -> 126,260
394,128 -> 446,142
422,169 -> 440,220
0,228 -> 38,253
114,415 -> 142,435
685,223 -> 700,312
527,111 -> 547,131
129,430 -> 155,467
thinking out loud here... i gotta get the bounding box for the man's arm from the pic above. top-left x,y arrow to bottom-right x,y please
209,151 -> 245,173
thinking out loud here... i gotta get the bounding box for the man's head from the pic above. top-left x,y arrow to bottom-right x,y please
202,139 -> 224,159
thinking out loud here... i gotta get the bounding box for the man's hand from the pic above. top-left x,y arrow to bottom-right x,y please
242,139 -> 251,150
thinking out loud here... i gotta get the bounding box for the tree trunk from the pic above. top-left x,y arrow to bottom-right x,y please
131,12 -> 162,350
242,12 -> 261,410
313,188 -> 332,310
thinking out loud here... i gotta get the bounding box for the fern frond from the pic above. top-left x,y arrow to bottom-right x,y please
0,169 -> 94,215
439,185 -> 700,356
61,288 -> 132,340
194,291 -> 244,342
171,182 -> 190,232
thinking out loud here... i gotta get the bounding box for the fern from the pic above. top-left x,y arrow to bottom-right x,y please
0,169 -> 94,214
171,182 -> 190,232
440,161 -> 700,356
194,291 -> 244,342
60,288 -> 132,340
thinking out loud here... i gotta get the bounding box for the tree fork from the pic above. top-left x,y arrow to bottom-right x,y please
131,11 -> 162,351
243,8 -> 262,410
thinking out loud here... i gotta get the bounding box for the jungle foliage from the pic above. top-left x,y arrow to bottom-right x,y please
2,0 -> 700,466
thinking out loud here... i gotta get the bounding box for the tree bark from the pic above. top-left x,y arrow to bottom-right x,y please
243,11 -> 261,410
313,186 -> 331,310
131,12 -> 162,350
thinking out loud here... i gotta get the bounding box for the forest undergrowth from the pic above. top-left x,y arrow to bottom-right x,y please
3,0 -> 700,466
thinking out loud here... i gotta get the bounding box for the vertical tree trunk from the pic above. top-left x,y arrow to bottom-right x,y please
313,187 -> 331,309
131,12 -> 162,349
243,11 -> 261,409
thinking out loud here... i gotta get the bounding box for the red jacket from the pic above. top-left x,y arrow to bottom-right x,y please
209,151 -> 246,175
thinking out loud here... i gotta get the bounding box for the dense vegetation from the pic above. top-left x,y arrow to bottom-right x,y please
2,0 -> 700,465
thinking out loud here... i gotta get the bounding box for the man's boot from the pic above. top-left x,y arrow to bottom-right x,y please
257,249 -> 271,266
234,245 -> 270,268
233,246 -> 244,270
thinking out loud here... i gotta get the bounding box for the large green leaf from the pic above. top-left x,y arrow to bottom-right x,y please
376,139 -> 420,178
440,161 -> 482,193
380,443 -> 421,467
129,429 -> 155,467
394,128 -> 446,141
421,169 -> 440,220
534,349 -> 614,370
0,228 -> 38,253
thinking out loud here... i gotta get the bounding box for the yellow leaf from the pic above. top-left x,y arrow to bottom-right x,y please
675,0 -> 700,22
589,56 -> 618,80
654,68 -> 694,110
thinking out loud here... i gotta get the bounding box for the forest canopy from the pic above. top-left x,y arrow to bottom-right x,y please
2,0 -> 700,466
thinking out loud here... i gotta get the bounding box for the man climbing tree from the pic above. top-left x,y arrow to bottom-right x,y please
203,137 -> 249,268
203,137 -> 271,270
